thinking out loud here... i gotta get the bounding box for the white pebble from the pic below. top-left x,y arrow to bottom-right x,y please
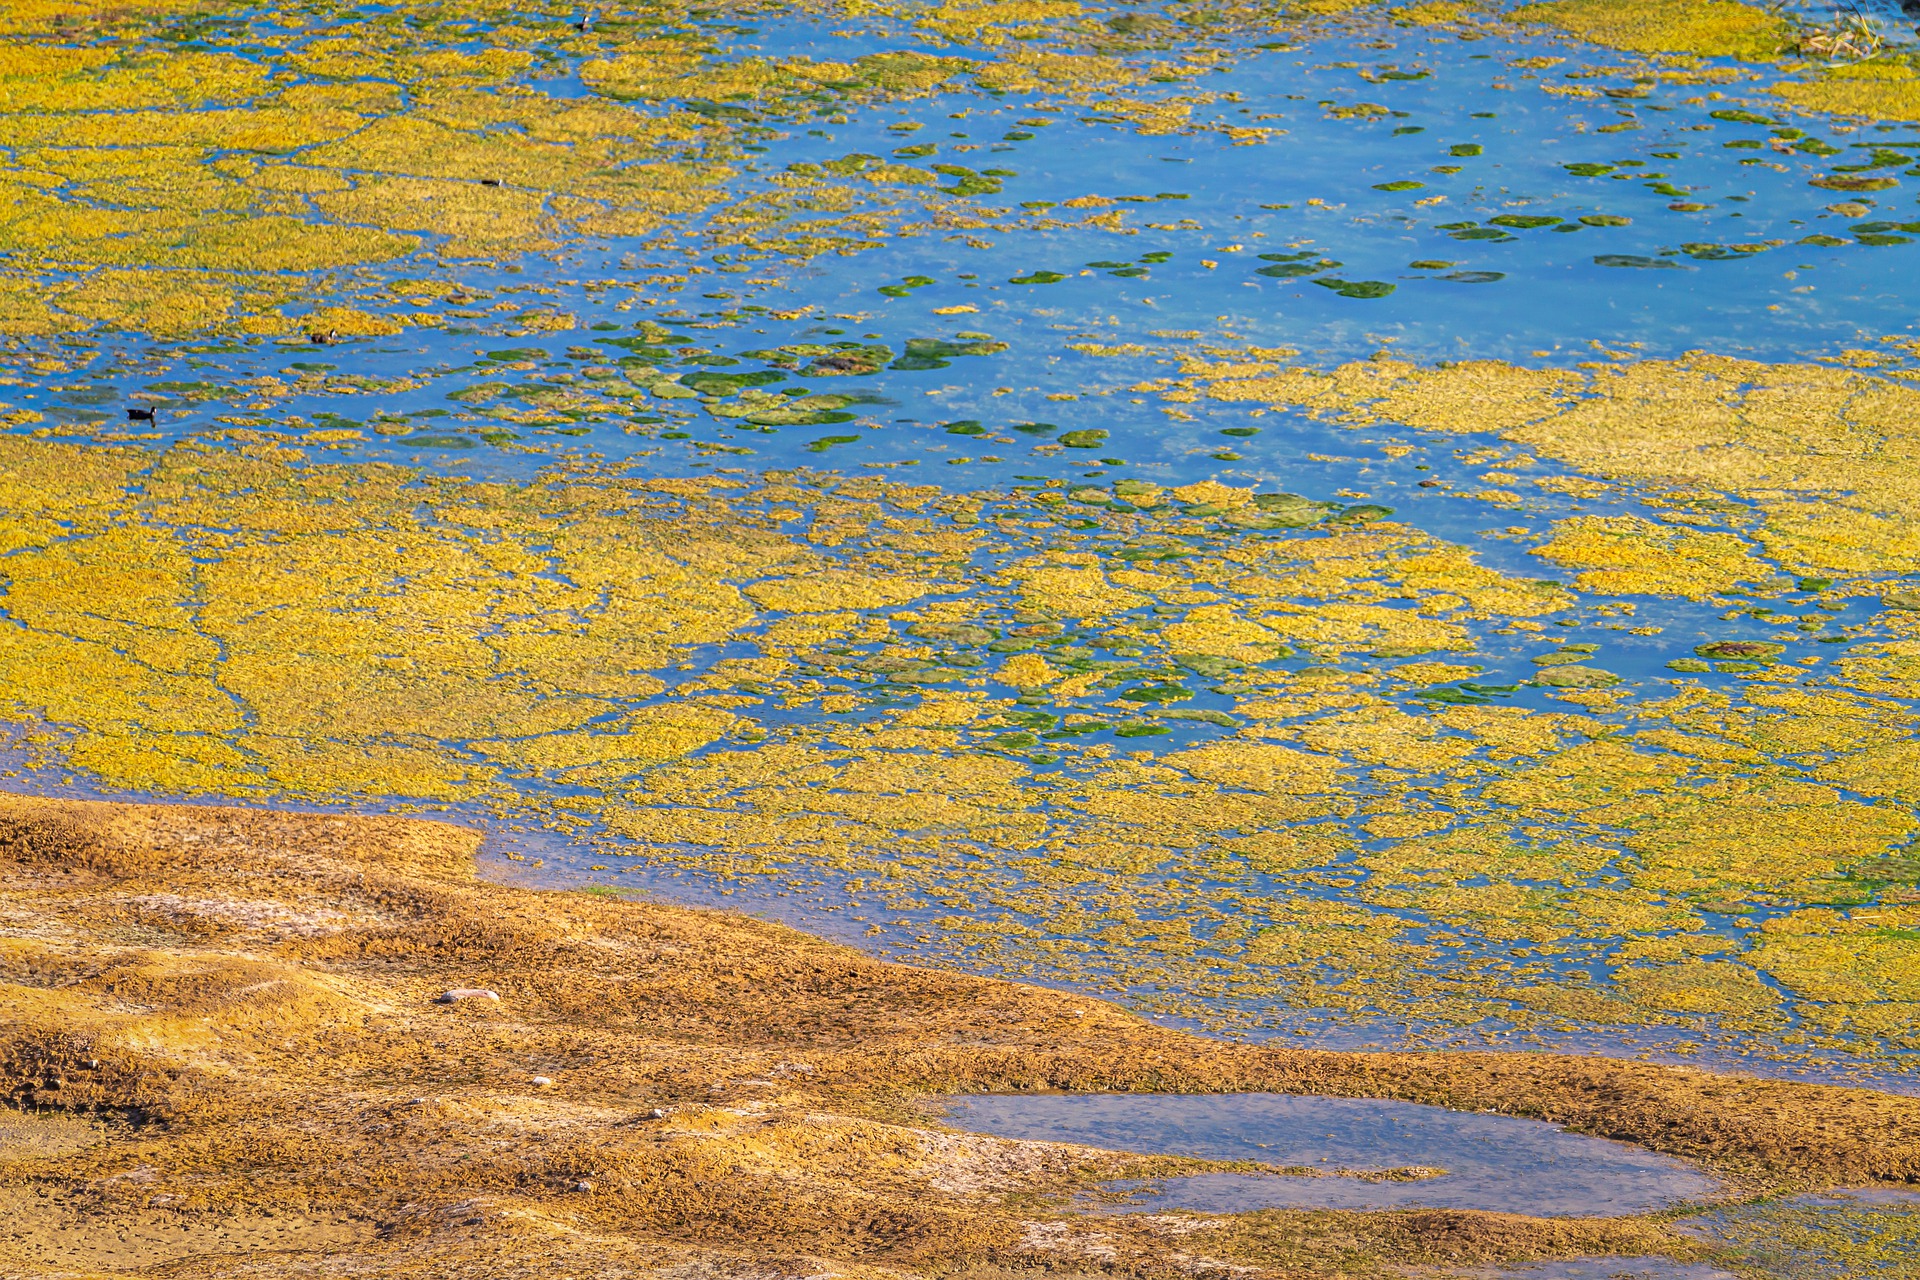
532,1076 -> 554,1087
572,1180 -> 594,1193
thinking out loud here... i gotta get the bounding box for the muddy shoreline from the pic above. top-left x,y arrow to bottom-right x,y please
2,795 -> 1915,1276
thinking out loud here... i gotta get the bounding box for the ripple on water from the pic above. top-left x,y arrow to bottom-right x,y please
941,1092 -> 1718,1216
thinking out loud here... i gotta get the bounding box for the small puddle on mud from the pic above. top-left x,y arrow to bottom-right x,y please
941,1092 -> 1718,1216
1448,1263 -> 1739,1280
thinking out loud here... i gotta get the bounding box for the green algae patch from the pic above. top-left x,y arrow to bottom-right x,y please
1513,0 -> 1795,61
1059,428 -> 1111,447
1697,640 -> 1787,662
1530,664 -> 1620,688
1314,278 -> 1397,299
1812,174 -> 1900,193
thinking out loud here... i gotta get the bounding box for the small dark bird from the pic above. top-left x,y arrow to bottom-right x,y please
479,178 -> 502,187
307,328 -> 338,345
126,406 -> 157,423
576,9 -> 595,31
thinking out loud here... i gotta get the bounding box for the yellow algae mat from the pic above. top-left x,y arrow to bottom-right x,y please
1,408 -> 1919,1071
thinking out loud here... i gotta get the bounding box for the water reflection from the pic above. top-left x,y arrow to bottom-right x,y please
941,1091 -> 1718,1215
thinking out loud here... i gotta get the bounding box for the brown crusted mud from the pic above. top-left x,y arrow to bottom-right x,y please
0,795 -> 1913,1277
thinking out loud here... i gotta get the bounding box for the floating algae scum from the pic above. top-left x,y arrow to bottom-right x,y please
5,0 -> 1920,1274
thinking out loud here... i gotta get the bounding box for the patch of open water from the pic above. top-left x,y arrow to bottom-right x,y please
939,1091 -> 1720,1216
941,1094 -> 1920,1272
1449,1264 -> 1737,1280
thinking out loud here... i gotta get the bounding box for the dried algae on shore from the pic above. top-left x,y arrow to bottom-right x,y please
1,794 -> 1916,1278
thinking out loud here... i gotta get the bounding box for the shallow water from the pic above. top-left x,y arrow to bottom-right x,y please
939,1091 -> 1719,1215
1449,1264 -> 1738,1280
1682,1187 -> 1920,1277
941,1093 -> 1920,1272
